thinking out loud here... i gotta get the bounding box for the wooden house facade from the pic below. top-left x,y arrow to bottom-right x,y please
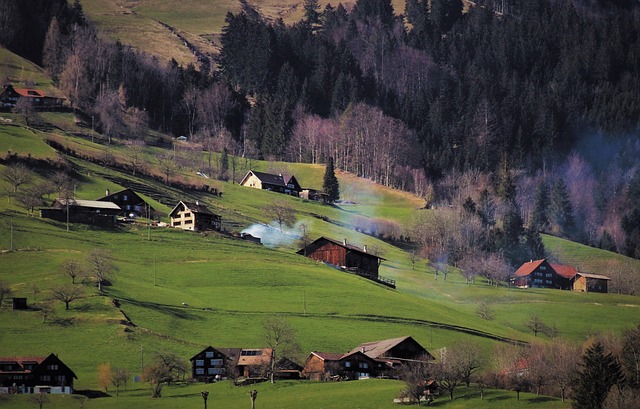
512,259 -> 575,290
190,346 -> 230,382
169,201 -> 221,231
573,272 -> 610,293
297,237 -> 384,280
0,353 -> 77,394
240,171 -> 302,196
41,199 -> 121,226
98,189 -> 154,218
0,85 -> 65,109
348,336 -> 434,362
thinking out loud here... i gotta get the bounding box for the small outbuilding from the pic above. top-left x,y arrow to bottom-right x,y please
573,272 -> 610,293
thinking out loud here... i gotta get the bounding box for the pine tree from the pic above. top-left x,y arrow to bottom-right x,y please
573,342 -> 624,409
529,180 -> 549,232
549,178 -> 575,238
323,157 -> 340,203
220,148 -> 229,181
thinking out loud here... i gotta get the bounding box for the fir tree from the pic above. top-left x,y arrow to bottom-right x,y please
323,157 -> 340,203
549,178 -> 575,238
220,148 -> 229,181
573,342 -> 624,409
529,180 -> 549,232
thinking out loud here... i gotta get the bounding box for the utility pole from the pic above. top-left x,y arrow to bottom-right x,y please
91,115 -> 94,143
147,203 -> 151,241
10,221 -> 13,251
140,345 -> 144,375
154,258 -> 157,286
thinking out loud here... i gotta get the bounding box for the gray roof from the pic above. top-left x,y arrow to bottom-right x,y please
56,199 -> 121,210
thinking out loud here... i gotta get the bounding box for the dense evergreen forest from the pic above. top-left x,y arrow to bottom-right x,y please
2,0 -> 640,264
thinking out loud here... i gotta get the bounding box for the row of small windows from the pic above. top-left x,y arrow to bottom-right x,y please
344,362 -> 368,369
195,368 -> 224,375
195,359 -> 224,366
39,375 -> 66,381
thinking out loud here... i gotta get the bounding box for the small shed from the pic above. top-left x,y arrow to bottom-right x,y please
573,272 -> 610,293
12,298 -> 28,310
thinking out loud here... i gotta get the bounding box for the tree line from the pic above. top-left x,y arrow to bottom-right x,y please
1,0 -> 640,261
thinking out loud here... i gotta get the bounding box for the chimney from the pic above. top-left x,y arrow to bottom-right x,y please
106,189 -> 110,196
195,200 -> 199,206
361,347 -> 365,353
343,238 -> 347,246
363,245 -> 367,253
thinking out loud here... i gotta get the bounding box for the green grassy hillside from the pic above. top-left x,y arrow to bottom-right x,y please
1,98 -> 640,408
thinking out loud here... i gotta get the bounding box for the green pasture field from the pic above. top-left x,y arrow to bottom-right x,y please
0,380 -> 570,409
0,47 -> 60,92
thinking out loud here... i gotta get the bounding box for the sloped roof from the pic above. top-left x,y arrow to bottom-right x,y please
169,201 -> 216,217
347,336 -> 415,359
309,352 -> 345,361
550,263 -> 578,279
297,237 -> 386,260
0,356 -> 46,373
513,259 -> 546,277
55,198 -> 121,210
14,88 -> 45,98
238,349 -> 271,366
576,272 -> 611,280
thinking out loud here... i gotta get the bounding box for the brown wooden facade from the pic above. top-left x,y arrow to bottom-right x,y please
573,273 -> 610,293
0,353 -> 77,394
98,188 -> 154,218
297,237 -> 384,279
512,259 -> 575,290
41,199 -> 121,226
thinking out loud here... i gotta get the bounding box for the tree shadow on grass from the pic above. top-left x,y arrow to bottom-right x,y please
49,316 -> 76,326
75,390 -> 111,398
118,297 -> 203,321
528,396 -> 557,404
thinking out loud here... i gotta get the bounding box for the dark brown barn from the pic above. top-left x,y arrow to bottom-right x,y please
41,198 -> 121,226
297,237 -> 384,280
98,188 -> 154,218
511,259 -> 576,290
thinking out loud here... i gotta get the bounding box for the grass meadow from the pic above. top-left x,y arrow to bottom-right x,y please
1,108 -> 639,408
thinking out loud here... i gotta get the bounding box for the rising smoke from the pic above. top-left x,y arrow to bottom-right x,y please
241,221 -> 309,248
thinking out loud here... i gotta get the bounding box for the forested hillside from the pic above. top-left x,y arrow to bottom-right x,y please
2,0 -> 640,262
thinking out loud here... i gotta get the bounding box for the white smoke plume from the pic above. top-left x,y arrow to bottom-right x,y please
241,221 -> 310,248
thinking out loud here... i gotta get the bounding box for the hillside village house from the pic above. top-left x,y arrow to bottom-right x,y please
512,259 -> 610,293
0,85 -> 65,109
169,200 -> 221,231
0,353 -> 77,394
240,171 -> 302,196
41,198 -> 121,226
297,237 -> 395,288
302,336 -> 433,381
98,188 -> 154,218
190,346 -> 302,383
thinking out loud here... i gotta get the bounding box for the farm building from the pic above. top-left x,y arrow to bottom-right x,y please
0,353 -> 77,394
98,188 -> 154,218
190,346 -> 301,382
41,198 -> 121,226
573,272 -> 610,293
297,237 -> 395,287
512,259 -> 610,293
0,85 -> 65,108
302,336 -> 433,381
169,201 -> 221,231
240,171 -> 302,196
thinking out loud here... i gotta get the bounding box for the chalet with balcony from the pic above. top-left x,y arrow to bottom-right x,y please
240,171 -> 302,196
98,188 -> 154,218
0,353 -> 77,394
512,259 -> 610,293
169,201 -> 221,231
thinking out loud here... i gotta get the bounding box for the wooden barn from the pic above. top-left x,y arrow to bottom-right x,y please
169,201 -> 221,232
240,171 -> 302,196
0,85 -> 65,108
297,237 -> 384,280
573,272 -> 610,293
347,336 -> 434,362
41,198 -> 121,226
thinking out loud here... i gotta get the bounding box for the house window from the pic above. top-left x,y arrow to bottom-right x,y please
208,368 -> 223,375
546,273 -> 553,278
344,362 -> 351,368
123,195 -> 128,201
47,364 -> 58,370
546,280 -> 553,284
55,375 -> 66,382
185,219 -> 193,224
205,352 -> 214,358
534,272 -> 542,277
13,375 -> 22,380
195,360 -> 204,367
359,362 -> 368,369
3,365 -> 12,370
540,266 -> 546,271
40,375 -> 51,381
196,368 -> 205,375
534,279 -> 543,284
211,359 -> 223,366
358,372 -> 369,379
184,212 -> 192,218
173,221 -> 181,226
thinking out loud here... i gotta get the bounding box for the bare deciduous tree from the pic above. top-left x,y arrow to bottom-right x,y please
30,392 -> 49,409
397,355 -> 435,404
50,284 -> 83,310
0,280 -> 13,305
525,315 -> 547,337
475,302 -> 495,321
263,315 -> 300,384
124,140 -> 147,176
264,200 -> 297,232
111,366 -> 132,396
156,153 -> 178,185
86,249 -> 118,292
1,163 -> 34,195
13,97 -> 35,125
62,259 -> 83,284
